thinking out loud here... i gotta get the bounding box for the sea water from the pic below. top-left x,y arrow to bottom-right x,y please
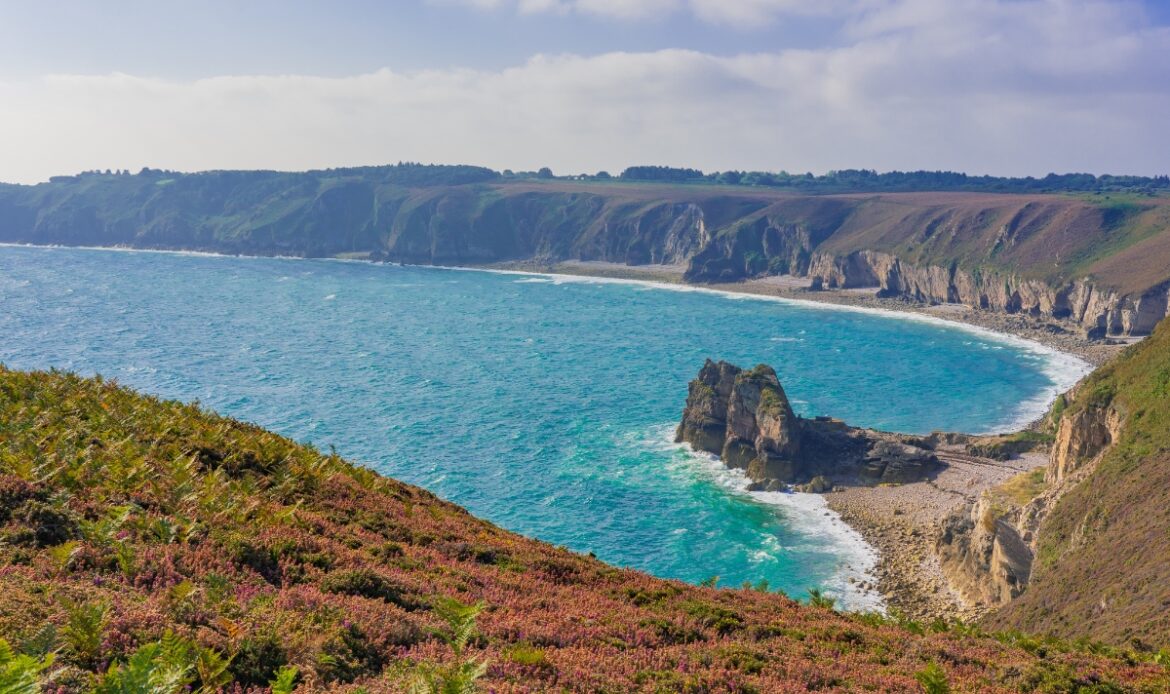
0,245 -> 1089,609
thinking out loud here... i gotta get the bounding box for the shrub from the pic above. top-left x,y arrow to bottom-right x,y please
682,601 -> 744,635
228,634 -> 288,688
504,645 -> 550,669
320,568 -> 418,609
222,535 -> 280,582
12,500 -> 78,547
319,624 -> 386,684
0,477 -> 42,523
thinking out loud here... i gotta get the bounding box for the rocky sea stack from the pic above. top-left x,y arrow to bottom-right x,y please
676,359 -> 941,491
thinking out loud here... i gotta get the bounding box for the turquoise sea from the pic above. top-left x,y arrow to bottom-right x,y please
0,245 -> 1088,609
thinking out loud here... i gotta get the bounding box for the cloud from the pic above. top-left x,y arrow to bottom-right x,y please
0,0 -> 1166,183
435,0 -> 870,25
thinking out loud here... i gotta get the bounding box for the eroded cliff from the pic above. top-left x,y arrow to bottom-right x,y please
936,386 -> 1126,617
929,316 -> 1170,646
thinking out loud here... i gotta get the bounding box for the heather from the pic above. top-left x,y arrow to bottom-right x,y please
1,367 -> 1167,691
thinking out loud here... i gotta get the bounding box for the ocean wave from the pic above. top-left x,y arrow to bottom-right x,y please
642,423 -> 884,613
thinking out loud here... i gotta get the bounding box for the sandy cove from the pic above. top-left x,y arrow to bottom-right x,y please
483,258 -> 1129,621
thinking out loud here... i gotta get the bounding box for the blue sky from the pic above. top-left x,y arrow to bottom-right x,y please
0,0 -> 1168,183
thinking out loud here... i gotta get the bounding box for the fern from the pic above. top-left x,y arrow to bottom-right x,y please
63,601 -> 108,668
114,544 -> 137,578
268,665 -> 299,694
17,624 -> 58,660
94,633 -> 197,694
0,638 -> 53,694
409,599 -> 489,694
47,541 -> 81,574
194,647 -> 233,692
434,598 -> 485,658
806,588 -> 836,610
915,662 -> 951,694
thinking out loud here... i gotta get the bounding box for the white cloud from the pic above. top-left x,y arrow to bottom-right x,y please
0,0 -> 1166,183
435,0 -> 869,24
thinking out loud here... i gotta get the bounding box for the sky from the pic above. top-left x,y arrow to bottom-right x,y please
0,0 -> 1168,184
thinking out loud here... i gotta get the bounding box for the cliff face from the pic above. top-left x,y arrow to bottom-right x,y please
936,390 -> 1125,617
3,171 -> 1169,335
675,359 -> 939,490
805,250 -> 1170,337
681,194 -> 1170,337
932,317 -> 1170,646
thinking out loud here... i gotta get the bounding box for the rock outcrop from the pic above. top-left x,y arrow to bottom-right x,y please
935,384 -> 1125,614
676,360 -> 940,490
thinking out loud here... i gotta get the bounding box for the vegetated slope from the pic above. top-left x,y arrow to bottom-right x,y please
1,369 -> 1168,692
2,167 -> 1170,334
983,317 -> 1170,646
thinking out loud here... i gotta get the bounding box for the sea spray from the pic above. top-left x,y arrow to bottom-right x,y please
644,424 -> 884,612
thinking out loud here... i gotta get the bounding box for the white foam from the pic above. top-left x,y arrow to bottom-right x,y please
643,424 -> 884,613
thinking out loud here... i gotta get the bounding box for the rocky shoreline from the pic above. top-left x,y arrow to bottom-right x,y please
823,451 -> 1049,622
494,259 -> 1127,621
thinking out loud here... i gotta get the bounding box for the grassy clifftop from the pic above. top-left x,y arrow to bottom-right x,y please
1,367 -> 1168,692
986,318 -> 1170,645
2,168 -> 1170,301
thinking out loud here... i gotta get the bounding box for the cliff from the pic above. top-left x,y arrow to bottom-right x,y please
684,194 -> 1170,338
5,368 -> 1168,691
2,168 -> 1169,336
934,316 -> 1170,646
675,360 -> 940,490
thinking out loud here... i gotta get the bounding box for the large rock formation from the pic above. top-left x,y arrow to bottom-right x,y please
676,360 -> 940,490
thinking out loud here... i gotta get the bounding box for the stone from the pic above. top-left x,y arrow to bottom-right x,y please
676,359 -> 941,489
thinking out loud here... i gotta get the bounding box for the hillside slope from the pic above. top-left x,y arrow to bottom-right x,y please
1,367 -> 1168,692
977,317 -> 1170,646
1,166 -> 1169,335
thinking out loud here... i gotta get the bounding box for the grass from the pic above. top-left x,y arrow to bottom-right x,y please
0,366 -> 1168,691
985,317 -> 1170,645
994,468 -> 1050,508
